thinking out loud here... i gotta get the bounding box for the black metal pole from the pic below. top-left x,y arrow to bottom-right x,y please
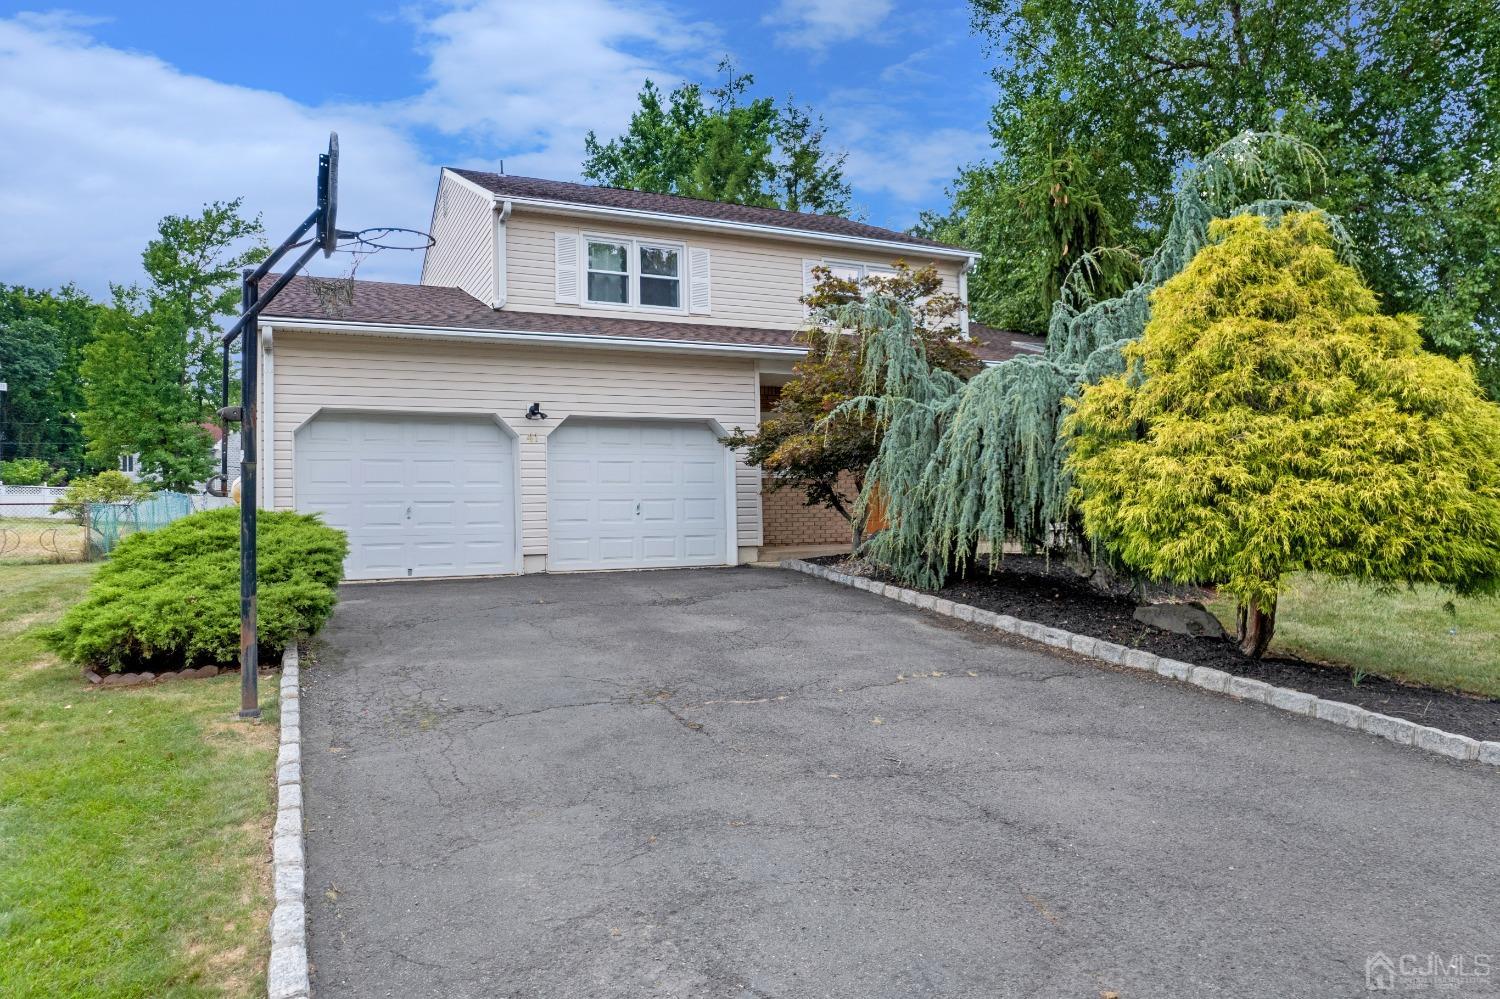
238,269 -> 260,718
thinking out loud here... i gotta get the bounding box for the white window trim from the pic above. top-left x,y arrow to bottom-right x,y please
636,239 -> 686,313
582,233 -> 632,311
579,231 -> 688,315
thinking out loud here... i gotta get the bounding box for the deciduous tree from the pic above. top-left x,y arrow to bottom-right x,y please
722,264 -> 980,545
584,62 -> 852,216
956,0 -> 1500,391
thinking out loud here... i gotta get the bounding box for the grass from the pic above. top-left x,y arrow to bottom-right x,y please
1208,574 -> 1500,699
0,516 -> 89,565
0,563 -> 279,998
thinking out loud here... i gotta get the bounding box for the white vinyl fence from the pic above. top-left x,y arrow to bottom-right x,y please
0,484 -> 71,518
0,483 -> 233,519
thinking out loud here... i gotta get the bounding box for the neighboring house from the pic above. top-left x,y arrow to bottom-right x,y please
256,169 -> 1040,581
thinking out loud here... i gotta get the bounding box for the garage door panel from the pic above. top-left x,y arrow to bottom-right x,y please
547,419 -> 726,571
597,499 -> 636,523
639,498 -> 675,522
464,501 -> 507,527
594,535 -> 633,561
683,498 -> 719,522
297,413 -> 516,580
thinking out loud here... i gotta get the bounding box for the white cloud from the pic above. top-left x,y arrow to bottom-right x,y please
408,0 -> 718,179
0,12 -> 435,293
764,0 -> 894,53
818,85 -> 990,221
0,2 -> 718,296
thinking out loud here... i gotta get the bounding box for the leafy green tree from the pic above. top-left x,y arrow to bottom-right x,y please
50,470 -> 155,524
960,0 -> 1500,390
723,264 -> 979,545
0,284 -> 104,469
0,457 -> 50,485
1067,212 -> 1500,657
0,318 -> 62,465
584,63 -> 852,215
79,292 -> 214,492
142,199 -> 266,417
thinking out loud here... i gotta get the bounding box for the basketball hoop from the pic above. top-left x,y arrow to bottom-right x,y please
216,130 -> 436,719
341,227 -> 436,252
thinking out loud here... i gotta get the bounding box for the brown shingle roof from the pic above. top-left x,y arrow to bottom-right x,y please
259,276 -> 1028,363
449,169 -> 971,254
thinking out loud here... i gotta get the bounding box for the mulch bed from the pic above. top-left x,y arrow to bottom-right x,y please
812,554 -> 1500,742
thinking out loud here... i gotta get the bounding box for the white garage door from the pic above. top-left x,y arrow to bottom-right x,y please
295,412 -> 516,580
548,419 -> 728,571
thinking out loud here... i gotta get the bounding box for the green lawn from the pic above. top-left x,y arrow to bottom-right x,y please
0,563 -> 279,998
1209,574 -> 1500,699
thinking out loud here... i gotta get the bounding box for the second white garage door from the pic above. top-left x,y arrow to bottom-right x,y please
295,412 -> 517,580
547,419 -> 728,571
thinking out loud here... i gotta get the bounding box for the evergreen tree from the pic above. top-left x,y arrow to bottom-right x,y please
1068,212 -> 1500,656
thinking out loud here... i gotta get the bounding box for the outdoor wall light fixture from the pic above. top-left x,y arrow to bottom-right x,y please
525,402 -> 548,420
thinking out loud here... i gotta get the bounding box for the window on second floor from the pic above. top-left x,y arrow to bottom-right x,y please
586,239 -> 629,305
584,235 -> 683,311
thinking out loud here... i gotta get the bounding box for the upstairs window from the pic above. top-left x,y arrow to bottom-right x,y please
586,239 -> 629,305
580,234 -> 688,312
639,244 -> 681,309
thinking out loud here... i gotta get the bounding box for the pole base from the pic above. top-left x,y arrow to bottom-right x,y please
238,708 -> 262,719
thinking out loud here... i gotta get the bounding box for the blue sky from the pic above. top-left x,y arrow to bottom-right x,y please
0,1 -> 999,294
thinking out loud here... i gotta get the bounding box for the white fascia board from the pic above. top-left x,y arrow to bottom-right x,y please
495,193 -> 978,262
258,317 -> 807,360
441,168 -> 502,203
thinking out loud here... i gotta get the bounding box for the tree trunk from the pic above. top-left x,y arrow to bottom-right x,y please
1235,597 -> 1277,659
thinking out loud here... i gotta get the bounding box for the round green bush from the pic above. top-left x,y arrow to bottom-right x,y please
47,507 -> 348,672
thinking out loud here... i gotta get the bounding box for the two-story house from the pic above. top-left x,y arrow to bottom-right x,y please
257,168 -> 1042,580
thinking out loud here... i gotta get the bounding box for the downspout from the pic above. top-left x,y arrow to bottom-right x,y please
493,199 -> 512,309
959,256 -> 977,336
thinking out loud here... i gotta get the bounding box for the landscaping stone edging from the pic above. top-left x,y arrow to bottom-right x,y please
268,646 -> 309,999
782,559 -> 1500,769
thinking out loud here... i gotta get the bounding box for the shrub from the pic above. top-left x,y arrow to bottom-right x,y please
45,467 -> 69,486
1067,212 -> 1500,657
47,508 -> 348,672
0,457 -> 49,485
49,470 -> 154,523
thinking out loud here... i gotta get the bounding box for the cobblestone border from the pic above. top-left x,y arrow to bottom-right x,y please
268,645 -> 309,999
783,559 -> 1500,769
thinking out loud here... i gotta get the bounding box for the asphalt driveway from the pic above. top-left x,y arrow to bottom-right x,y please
303,567 -> 1498,999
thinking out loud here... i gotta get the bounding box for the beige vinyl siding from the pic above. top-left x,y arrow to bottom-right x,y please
266,330 -> 763,553
506,210 -> 961,329
419,172 -> 496,304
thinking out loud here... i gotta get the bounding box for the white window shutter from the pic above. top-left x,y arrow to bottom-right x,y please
555,232 -> 580,304
802,258 -> 819,315
688,247 -> 711,314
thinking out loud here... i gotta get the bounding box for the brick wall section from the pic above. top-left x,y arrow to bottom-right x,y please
761,475 -> 857,547
758,386 -> 855,546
